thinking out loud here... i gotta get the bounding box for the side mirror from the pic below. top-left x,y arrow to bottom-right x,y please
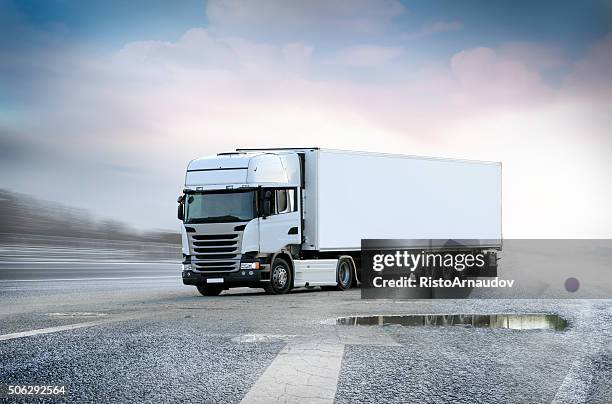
263,190 -> 272,218
177,195 -> 185,221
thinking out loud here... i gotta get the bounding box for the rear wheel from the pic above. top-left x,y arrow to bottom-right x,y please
264,257 -> 292,295
335,257 -> 354,291
196,285 -> 223,296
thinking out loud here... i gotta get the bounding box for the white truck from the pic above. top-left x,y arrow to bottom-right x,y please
178,148 -> 502,295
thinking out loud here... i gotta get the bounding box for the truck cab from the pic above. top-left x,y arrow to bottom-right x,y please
178,149 -> 353,295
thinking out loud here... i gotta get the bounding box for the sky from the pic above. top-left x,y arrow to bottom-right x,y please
0,0 -> 611,236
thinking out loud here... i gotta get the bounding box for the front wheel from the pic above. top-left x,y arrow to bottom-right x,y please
264,258 -> 292,295
197,284 -> 223,296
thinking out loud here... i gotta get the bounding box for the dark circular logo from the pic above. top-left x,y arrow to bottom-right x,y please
564,277 -> 580,293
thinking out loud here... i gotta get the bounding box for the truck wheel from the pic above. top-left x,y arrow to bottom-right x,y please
264,258 -> 292,295
196,285 -> 223,296
335,257 -> 354,290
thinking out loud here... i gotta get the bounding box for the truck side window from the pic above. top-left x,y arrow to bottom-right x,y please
276,189 -> 288,213
272,188 -> 297,215
287,189 -> 296,212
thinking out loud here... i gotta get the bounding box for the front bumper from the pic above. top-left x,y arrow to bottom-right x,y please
182,266 -> 270,287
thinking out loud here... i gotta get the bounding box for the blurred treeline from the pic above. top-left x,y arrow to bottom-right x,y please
0,189 -> 179,244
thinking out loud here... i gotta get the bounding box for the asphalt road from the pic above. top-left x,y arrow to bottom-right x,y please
0,262 -> 610,403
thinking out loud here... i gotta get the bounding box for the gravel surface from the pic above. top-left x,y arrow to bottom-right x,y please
0,272 -> 610,403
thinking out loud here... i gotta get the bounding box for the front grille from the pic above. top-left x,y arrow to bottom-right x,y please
193,260 -> 236,272
193,240 -> 236,247
193,234 -> 238,240
193,265 -> 236,271
188,224 -> 245,272
193,247 -> 236,253
194,261 -> 235,267
195,253 -> 237,260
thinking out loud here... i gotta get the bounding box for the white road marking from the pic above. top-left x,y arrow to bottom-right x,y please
240,340 -> 345,404
0,261 -> 177,265
0,276 -> 178,283
0,320 -> 109,341
552,302 -> 597,404
552,356 -> 595,404
0,312 -> 149,342
48,312 -> 109,318
240,329 -> 399,403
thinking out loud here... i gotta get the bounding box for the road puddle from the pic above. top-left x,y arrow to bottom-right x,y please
336,314 -> 568,330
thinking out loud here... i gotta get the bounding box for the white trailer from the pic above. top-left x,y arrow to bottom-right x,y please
178,148 -> 502,295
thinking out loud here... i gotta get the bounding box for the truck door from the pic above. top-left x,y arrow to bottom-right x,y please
259,188 -> 301,253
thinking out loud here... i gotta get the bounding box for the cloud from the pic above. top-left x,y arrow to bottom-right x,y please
403,20 -> 464,39
450,46 -> 550,104
496,42 -> 566,71
566,33 -> 612,97
115,28 -> 240,70
282,42 -> 314,70
332,45 -> 404,67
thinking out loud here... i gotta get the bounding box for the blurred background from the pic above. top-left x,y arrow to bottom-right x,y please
0,189 -> 180,277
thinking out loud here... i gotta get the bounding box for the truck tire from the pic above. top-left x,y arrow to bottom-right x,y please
334,257 -> 354,290
196,285 -> 223,296
264,257 -> 292,295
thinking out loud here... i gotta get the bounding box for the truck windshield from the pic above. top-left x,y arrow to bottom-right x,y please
185,190 -> 256,223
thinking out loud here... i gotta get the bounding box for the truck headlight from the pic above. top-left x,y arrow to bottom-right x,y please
240,262 -> 260,270
182,263 -> 193,271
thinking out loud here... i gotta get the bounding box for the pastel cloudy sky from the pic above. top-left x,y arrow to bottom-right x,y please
1,0 -> 611,236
